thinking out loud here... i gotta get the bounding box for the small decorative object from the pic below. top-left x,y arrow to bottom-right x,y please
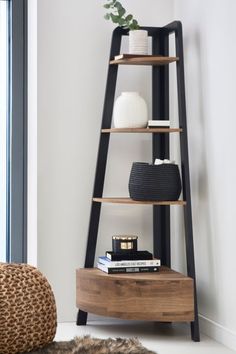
154,158 -> 175,165
129,29 -> 148,55
129,162 -> 182,201
113,92 -> 148,128
148,120 -> 170,128
103,1 -> 148,55
112,235 -> 138,253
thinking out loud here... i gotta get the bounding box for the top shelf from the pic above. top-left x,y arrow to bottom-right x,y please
110,55 -> 179,66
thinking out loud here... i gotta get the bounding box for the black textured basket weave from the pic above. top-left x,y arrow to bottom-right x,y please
128,162 -> 182,201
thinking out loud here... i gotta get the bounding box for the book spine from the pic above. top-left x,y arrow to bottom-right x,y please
97,263 -> 159,274
148,122 -> 170,127
106,252 -> 153,261
99,258 -> 160,267
107,266 -> 159,274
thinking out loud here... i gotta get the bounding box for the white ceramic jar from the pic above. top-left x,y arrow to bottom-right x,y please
113,92 -> 148,128
129,30 -> 148,55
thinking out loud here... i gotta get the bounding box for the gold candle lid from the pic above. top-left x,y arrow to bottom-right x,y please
112,235 -> 138,240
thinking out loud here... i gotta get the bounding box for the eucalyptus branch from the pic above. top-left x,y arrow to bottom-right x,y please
103,0 -> 140,30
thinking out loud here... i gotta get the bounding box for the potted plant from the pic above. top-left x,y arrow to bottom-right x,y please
103,0 -> 148,55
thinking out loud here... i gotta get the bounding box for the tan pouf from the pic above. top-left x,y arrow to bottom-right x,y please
0,263 -> 57,354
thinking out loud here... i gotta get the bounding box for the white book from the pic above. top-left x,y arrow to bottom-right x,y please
98,256 -> 161,268
97,262 -> 159,274
148,120 -> 170,127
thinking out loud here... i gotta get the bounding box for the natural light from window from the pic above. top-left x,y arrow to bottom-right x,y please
0,1 -> 8,262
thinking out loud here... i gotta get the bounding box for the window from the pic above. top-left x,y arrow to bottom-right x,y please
0,0 -> 27,263
0,0 -> 9,262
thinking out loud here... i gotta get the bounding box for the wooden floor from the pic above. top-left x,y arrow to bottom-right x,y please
55,321 -> 235,354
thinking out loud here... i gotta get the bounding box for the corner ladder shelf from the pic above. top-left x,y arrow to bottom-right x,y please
76,21 -> 200,342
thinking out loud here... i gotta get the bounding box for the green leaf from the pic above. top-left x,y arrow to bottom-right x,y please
131,19 -> 139,29
110,13 -> 120,23
104,13 -> 110,20
126,14 -> 133,21
118,7 -> 126,17
114,1 -> 122,10
118,18 -> 126,26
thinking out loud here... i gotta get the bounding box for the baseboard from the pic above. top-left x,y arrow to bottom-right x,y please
89,313 -> 236,350
88,314 -> 131,324
199,314 -> 236,351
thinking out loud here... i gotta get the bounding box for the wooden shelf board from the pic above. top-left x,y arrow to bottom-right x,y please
110,55 -> 179,66
93,197 -> 186,206
102,128 -> 182,133
77,266 -> 189,281
76,266 -> 194,321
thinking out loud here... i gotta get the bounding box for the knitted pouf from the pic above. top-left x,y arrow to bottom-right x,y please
0,263 -> 57,354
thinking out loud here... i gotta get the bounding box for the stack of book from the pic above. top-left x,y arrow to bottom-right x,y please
97,250 -> 161,274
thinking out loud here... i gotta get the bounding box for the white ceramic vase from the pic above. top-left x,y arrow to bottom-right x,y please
129,30 -> 148,55
113,92 -> 148,128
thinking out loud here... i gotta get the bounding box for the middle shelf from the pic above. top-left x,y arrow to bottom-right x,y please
101,127 -> 182,133
93,197 -> 186,206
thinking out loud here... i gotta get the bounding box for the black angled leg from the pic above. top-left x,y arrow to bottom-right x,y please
174,21 -> 200,342
76,310 -> 87,326
76,27 -> 122,325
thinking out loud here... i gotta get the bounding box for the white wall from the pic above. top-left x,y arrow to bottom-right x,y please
174,0 -> 236,350
37,0 -> 174,322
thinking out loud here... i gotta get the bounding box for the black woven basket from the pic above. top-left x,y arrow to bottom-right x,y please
128,162 -> 182,201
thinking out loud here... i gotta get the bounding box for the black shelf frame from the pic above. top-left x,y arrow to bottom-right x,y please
76,21 -> 200,342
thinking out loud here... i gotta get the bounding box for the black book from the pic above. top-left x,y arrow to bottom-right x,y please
106,251 -> 153,261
